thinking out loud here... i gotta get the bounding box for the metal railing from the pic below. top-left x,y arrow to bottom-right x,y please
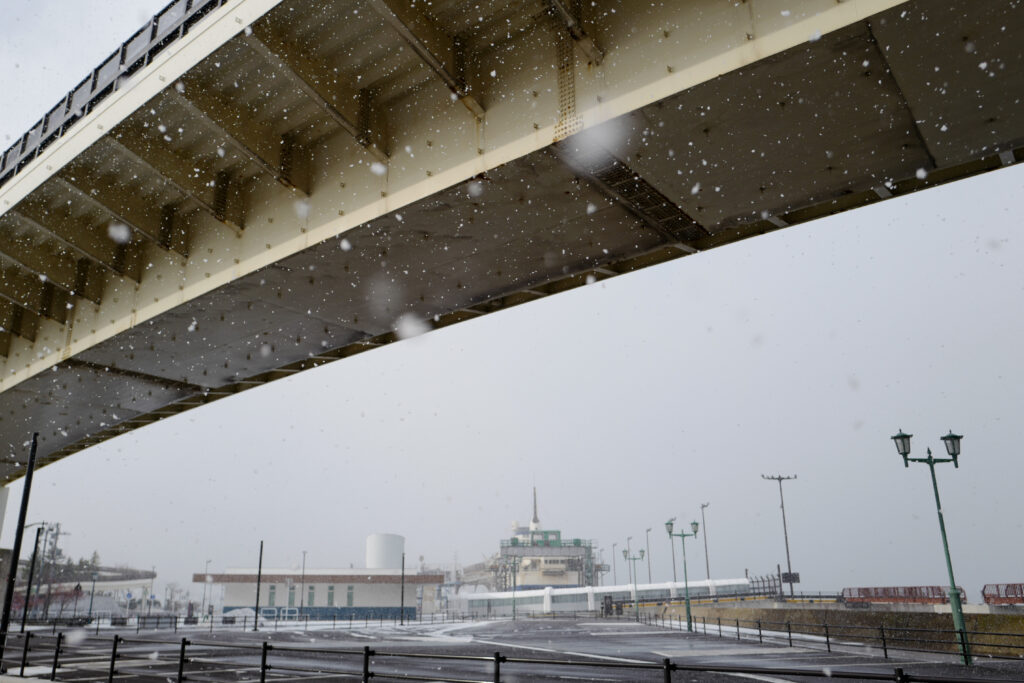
0,0 -> 228,189
643,612 -> 1024,662
1,625 -> 1022,683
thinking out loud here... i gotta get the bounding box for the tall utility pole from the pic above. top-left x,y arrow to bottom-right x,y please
43,523 -> 69,618
700,503 -> 711,581
762,475 -> 797,597
201,559 -> 211,617
0,433 -> 38,661
20,524 -> 44,632
299,551 -> 307,614
611,543 -> 618,584
643,528 -> 651,581
399,552 -> 406,625
253,541 -> 264,632
625,537 -> 633,584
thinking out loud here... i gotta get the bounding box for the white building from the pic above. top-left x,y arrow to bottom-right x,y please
462,578 -> 751,617
497,489 -> 601,589
195,534 -> 444,619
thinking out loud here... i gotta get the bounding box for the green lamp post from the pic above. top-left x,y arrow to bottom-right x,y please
891,429 -> 971,666
666,518 -> 699,632
622,548 -> 645,622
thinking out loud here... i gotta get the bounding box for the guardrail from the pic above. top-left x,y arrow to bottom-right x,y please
651,612 -> 1024,661
0,0 -> 228,190
1,625 -> 1022,683
16,608 -> 1024,662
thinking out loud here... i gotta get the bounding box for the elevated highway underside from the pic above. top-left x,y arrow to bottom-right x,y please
0,0 -> 1021,480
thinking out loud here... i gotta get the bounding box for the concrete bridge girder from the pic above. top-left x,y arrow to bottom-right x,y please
0,0 -> 1021,477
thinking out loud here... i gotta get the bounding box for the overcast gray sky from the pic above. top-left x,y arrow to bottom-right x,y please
1,1 -> 1022,603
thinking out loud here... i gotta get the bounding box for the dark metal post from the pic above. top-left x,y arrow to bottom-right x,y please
259,641 -> 269,683
88,573 -> 98,621
662,657 -> 672,683
786,621 -> 792,647
736,618 -> 740,640
757,619 -> 762,643
361,646 -> 372,683
20,631 -> 31,675
400,553 -> 405,626
177,637 -> 188,683
253,541 -> 263,632
20,527 -> 42,633
880,625 -> 888,658
51,631 -> 62,680
1,433 -> 39,660
107,636 -> 119,683
824,623 -> 831,653
492,651 -> 502,683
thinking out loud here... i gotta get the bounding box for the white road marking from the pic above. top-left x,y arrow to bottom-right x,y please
472,638 -> 649,664
723,673 -> 797,683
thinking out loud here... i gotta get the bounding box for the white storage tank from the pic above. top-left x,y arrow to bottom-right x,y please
366,533 -> 405,569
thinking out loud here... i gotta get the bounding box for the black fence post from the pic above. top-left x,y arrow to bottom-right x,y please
361,646 -> 373,683
824,623 -> 831,653
717,617 -> 722,638
50,632 -> 63,680
259,641 -> 269,683
880,625 -> 888,659
107,636 -> 119,683
702,616 -> 707,635
243,616 -> 247,632
786,622 -> 792,647
174,617 -> 178,633
757,619 -> 762,644
177,637 -> 188,683
736,619 -> 740,641
20,631 -> 31,676
662,657 -> 673,683
492,651 -> 503,683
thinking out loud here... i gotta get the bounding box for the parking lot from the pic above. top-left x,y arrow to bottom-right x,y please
4,617 -> 1024,682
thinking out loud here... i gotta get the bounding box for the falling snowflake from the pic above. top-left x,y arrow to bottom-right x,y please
107,223 -> 131,244
394,313 -> 429,340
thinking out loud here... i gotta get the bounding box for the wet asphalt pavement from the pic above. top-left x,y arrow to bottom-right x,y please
7,618 -> 1024,682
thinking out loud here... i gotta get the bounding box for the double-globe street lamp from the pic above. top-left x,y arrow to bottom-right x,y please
666,519 -> 699,632
622,549 -> 645,622
891,429 -> 971,665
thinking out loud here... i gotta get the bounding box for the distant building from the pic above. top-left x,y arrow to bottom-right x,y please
196,534 -> 444,619
495,489 -> 602,590
463,578 -> 751,617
